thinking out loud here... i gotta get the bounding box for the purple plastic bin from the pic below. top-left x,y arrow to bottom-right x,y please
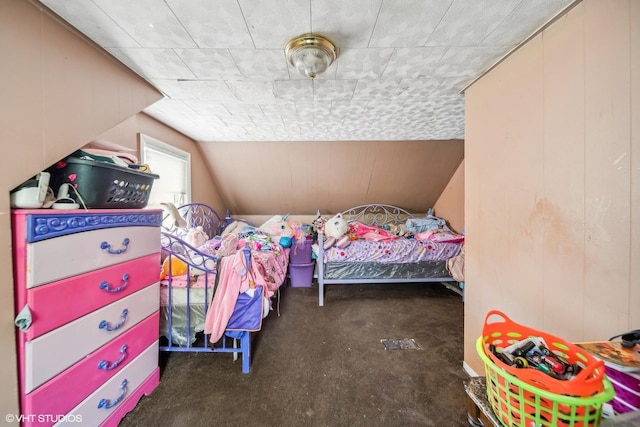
289,262 -> 315,287
290,238 -> 313,264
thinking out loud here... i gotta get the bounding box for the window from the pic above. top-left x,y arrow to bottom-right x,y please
139,133 -> 191,209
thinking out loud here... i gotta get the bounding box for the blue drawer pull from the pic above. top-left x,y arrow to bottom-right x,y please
98,309 -> 128,332
99,274 -> 130,293
97,344 -> 128,371
101,238 -> 130,254
97,379 -> 128,410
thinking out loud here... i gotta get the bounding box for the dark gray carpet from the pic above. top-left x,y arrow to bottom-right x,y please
119,282 -> 469,427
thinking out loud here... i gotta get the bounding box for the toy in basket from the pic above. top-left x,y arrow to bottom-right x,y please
478,310 -> 615,427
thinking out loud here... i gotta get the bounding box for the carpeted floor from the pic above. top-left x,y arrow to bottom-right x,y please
119,282 -> 469,427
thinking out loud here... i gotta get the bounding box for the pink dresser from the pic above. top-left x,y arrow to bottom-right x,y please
12,209 -> 162,427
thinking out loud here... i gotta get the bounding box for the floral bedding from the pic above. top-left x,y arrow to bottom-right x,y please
323,238 -> 462,263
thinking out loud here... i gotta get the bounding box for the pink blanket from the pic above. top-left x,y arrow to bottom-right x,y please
203,250 -> 253,343
161,273 -> 215,288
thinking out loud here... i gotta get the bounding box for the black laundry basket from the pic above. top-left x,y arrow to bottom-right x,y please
47,157 -> 159,209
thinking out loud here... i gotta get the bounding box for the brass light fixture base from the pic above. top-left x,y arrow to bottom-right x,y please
285,34 -> 337,79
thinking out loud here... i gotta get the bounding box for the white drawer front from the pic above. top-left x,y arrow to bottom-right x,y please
27,226 -> 159,288
25,284 -> 159,393
53,342 -> 158,427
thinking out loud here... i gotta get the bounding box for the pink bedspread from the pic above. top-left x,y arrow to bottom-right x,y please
161,273 -> 215,288
323,238 -> 462,263
160,247 -> 289,298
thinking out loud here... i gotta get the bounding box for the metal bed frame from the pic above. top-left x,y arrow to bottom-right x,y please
316,203 -> 463,306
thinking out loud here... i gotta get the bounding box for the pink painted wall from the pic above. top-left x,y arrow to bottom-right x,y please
463,0 -> 639,375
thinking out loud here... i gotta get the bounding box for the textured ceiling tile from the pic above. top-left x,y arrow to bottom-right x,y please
259,101 -> 297,115
144,100 -> 208,137
240,0 -> 310,48
311,0 -> 382,48
174,49 -> 243,80
39,0 -> 140,48
166,0 -> 254,48
274,80 -> 314,101
425,0 -> 519,47
313,80 -> 358,100
145,98 -> 195,116
433,76 -> 473,95
249,114 -> 284,127
330,99 -> 369,115
296,101 -> 332,116
365,99 -> 408,115
283,114 -> 313,128
222,103 -> 264,116
107,48 -> 196,79
369,0 -> 453,47
230,50 -> 290,80
152,80 -> 237,102
313,113 -> 345,128
432,46 -> 507,78
394,78 -> 443,98
335,48 -> 395,80
352,79 -> 401,99
93,0 -> 196,48
382,47 -> 449,79
148,79 -> 196,99
225,81 -> 277,102
37,0 -> 573,142
183,101 -> 232,116
482,0 -> 574,46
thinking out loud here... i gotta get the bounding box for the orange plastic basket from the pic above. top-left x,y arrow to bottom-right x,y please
481,310 -> 606,398
477,337 -> 614,427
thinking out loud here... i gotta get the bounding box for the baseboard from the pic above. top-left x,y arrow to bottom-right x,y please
463,360 -> 479,377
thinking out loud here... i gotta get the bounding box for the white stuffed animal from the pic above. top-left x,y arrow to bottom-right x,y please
322,213 -> 351,250
258,214 -> 294,248
185,226 -> 209,248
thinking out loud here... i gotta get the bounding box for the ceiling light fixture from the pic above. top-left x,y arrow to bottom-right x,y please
285,34 -> 337,79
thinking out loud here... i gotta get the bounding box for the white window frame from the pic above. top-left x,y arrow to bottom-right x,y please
138,133 -> 191,209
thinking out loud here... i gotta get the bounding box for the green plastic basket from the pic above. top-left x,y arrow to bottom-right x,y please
476,337 -> 615,427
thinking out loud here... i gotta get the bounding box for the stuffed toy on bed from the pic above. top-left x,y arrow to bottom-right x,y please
322,213 -> 351,250
185,226 -> 209,248
258,214 -> 294,248
160,226 -> 210,280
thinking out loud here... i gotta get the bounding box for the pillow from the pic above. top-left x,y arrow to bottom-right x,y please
405,215 -> 447,233
414,228 -> 464,243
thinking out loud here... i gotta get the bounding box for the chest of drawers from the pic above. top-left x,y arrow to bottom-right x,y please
12,209 -> 162,427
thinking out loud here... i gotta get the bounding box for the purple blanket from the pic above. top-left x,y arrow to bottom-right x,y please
323,238 -> 462,263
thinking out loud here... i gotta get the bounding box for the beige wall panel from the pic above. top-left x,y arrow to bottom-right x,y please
541,5 -> 586,340
464,0 -> 638,376
286,142 -> 330,215
433,160 -> 464,233
41,15 -> 94,161
1,0 -> 46,189
583,0 -> 632,336
631,0 -> 640,327
0,1 -> 45,417
464,63 -> 517,372
39,15 -> 161,166
201,140 -> 463,216
497,40 -> 546,328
